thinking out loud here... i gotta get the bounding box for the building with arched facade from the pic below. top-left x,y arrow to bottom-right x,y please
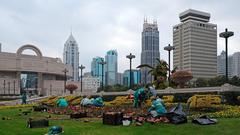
0,45 -> 73,96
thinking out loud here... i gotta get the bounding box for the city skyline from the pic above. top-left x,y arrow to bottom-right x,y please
0,0 -> 240,73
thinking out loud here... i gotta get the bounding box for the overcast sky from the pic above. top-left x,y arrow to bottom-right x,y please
0,0 -> 239,73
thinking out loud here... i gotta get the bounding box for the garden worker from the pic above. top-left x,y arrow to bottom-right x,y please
21,92 -> 27,104
80,95 -> 92,106
148,97 -> 167,117
92,96 -> 104,107
133,87 -> 147,108
56,97 -> 68,107
149,84 -> 157,97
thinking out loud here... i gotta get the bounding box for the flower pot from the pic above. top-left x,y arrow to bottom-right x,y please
122,120 -> 131,126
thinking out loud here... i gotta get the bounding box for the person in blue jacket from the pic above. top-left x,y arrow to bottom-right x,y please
21,92 -> 27,104
81,95 -> 93,107
133,87 -> 147,108
92,96 -> 104,107
148,96 -> 167,117
56,97 -> 68,107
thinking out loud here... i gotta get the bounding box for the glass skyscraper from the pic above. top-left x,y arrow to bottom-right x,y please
63,33 -> 79,81
140,19 -> 160,84
123,69 -> 141,87
91,57 -> 105,84
105,50 -> 118,86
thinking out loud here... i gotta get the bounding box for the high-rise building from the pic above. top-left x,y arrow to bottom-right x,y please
173,9 -> 217,79
232,52 -> 240,77
91,57 -> 105,84
63,33 -> 79,81
105,50 -> 118,86
217,51 -> 233,78
123,69 -> 141,87
117,73 -> 123,85
141,19 -> 160,84
0,43 -> 2,53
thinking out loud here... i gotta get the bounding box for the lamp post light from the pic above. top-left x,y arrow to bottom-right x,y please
3,80 -> 6,95
13,80 -> 16,95
126,53 -> 135,89
164,44 -> 175,85
99,60 -> 106,92
62,68 -> 68,93
219,28 -> 234,83
79,64 -> 85,93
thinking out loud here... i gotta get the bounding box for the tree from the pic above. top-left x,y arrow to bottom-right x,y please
229,76 -> 240,86
137,59 -> 168,89
171,70 -> 193,88
208,76 -> 225,87
195,78 -> 208,87
65,84 -> 78,94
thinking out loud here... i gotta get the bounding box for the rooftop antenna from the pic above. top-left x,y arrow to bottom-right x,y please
189,0 -> 192,10
70,26 -> 73,35
153,19 -> 157,24
144,15 -> 147,23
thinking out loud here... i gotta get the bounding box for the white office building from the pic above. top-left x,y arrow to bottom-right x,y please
232,52 -> 240,77
82,76 -> 100,93
173,9 -> 217,79
63,33 -> 79,81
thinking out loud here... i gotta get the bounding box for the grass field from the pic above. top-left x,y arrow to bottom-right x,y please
0,108 -> 240,135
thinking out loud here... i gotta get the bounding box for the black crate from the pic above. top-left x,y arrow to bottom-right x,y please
27,119 -> 49,128
103,112 -> 123,125
33,105 -> 48,112
70,112 -> 87,119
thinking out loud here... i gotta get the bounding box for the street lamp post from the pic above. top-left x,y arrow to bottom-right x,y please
3,80 -> 5,95
62,68 -> 68,93
79,65 -> 85,93
164,44 -> 175,85
13,80 -> 16,95
99,60 -> 106,91
126,53 -> 136,89
219,28 -> 234,83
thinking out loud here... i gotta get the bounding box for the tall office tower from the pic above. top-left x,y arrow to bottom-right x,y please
217,51 -> 233,78
105,50 -> 118,86
63,33 -> 79,81
232,52 -> 240,77
173,9 -> 217,79
140,18 -> 160,84
91,57 -> 105,84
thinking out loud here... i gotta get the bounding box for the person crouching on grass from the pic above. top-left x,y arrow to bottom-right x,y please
148,96 -> 169,122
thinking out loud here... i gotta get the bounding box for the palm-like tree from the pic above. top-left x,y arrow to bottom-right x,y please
137,58 -> 169,89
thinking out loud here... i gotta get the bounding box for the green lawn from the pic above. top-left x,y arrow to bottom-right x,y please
0,108 -> 240,135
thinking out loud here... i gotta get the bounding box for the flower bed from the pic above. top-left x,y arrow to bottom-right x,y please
38,95 -> 240,119
187,94 -> 221,108
0,104 -> 35,110
162,95 -> 174,103
190,105 -> 240,118
39,95 -> 83,106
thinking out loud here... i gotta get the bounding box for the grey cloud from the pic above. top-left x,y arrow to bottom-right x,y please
0,0 -> 239,73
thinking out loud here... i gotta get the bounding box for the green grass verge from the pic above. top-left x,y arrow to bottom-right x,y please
0,108 -> 240,135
